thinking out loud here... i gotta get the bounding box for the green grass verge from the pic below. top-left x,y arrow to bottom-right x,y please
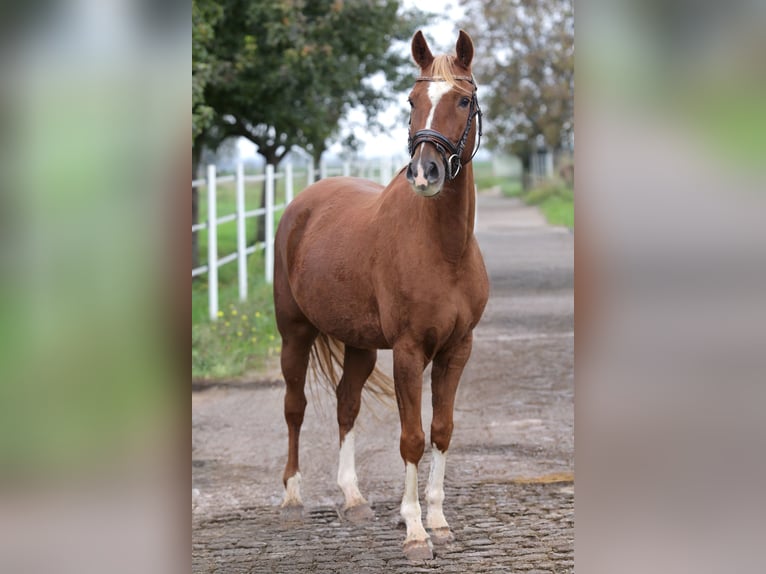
521,179 -> 574,229
192,251 -> 281,380
537,194 -> 574,228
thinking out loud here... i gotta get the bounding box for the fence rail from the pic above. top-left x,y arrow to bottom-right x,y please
193,157 -> 402,321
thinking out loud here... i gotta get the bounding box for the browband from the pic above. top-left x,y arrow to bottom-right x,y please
415,75 -> 475,84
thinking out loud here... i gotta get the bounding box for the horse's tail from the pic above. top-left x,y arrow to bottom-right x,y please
309,333 -> 396,407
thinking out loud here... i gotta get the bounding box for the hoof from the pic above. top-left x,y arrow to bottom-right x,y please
343,502 -> 374,524
429,527 -> 455,545
280,504 -> 304,524
403,539 -> 433,561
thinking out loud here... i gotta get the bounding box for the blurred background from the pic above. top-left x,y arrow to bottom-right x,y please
1,0 -> 765,572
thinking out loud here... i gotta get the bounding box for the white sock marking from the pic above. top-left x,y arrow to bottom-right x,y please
282,472 -> 302,507
426,448 -> 449,530
400,462 -> 429,544
337,430 -> 367,508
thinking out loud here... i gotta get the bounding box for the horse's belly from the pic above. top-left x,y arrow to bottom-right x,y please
291,267 -> 389,350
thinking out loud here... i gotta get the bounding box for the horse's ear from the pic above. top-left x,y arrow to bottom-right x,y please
411,31 -> 434,69
455,30 -> 474,69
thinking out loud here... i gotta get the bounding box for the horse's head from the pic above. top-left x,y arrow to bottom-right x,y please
406,30 -> 482,197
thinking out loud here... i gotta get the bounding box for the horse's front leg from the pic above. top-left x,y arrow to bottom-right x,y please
427,333 -> 473,544
393,343 -> 431,560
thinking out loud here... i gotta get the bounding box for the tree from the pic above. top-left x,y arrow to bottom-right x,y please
192,0 -> 225,269
459,0 -> 574,175
199,0 -> 423,241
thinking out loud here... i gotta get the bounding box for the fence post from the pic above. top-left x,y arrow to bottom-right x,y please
343,161 -> 350,177
285,162 -> 294,204
307,159 -> 314,186
545,149 -> 554,178
319,160 -> 327,180
265,164 -> 275,283
236,161 -> 247,302
207,164 -> 219,321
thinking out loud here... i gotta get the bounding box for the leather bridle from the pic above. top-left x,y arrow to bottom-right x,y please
407,75 -> 483,180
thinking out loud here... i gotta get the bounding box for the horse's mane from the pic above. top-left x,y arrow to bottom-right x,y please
430,55 -> 474,95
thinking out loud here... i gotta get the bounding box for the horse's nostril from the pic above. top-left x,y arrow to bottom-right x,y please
426,161 -> 440,182
406,163 -> 415,182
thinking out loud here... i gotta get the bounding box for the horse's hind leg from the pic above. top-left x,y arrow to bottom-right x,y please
426,333 -> 473,544
336,346 -> 377,522
278,317 -> 317,520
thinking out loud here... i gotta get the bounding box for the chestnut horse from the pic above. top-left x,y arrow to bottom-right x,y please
273,30 -> 488,560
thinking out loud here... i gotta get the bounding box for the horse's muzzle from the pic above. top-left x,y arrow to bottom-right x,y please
406,147 -> 445,197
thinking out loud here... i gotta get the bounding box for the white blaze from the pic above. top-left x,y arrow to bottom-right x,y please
425,81 -> 451,129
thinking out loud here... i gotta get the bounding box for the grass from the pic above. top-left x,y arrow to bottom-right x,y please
192,260 -> 281,380
192,172 -> 293,380
522,178 -> 574,229
536,193 -> 574,228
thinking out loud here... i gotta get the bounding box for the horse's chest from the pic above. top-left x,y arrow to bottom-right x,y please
380,258 -> 486,342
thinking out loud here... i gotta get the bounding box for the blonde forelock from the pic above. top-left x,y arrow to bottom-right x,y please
429,55 -> 473,95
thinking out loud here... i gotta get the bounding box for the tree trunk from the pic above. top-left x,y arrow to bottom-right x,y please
520,152 -> 532,191
311,147 -> 324,181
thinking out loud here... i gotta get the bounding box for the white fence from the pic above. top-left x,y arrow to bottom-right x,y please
192,158 -> 401,321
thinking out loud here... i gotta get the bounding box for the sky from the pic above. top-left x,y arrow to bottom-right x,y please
238,0 -> 467,161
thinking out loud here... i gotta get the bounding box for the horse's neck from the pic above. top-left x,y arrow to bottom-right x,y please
385,164 -> 476,263
435,164 -> 476,261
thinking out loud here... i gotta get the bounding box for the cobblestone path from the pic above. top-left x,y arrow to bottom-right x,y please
193,480 -> 573,573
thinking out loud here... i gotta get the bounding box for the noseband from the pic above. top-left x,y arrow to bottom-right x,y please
407,75 -> 483,180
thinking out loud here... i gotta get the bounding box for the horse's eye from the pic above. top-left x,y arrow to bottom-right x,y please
408,98 -> 414,108
459,96 -> 471,108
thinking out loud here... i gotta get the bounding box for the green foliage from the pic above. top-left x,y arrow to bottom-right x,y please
199,0 -> 425,163
460,0 -> 574,162
193,0 -> 224,139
